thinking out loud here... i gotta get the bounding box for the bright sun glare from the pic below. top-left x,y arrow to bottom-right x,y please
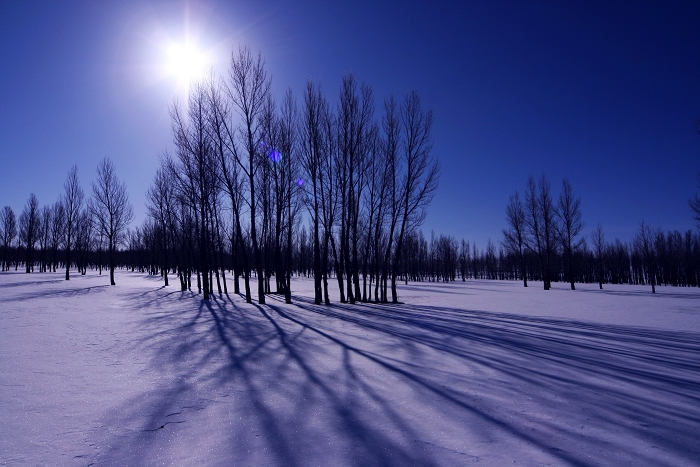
166,42 -> 208,85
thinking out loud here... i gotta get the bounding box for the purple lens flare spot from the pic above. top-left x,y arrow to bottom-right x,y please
270,150 -> 282,162
297,179 -> 304,186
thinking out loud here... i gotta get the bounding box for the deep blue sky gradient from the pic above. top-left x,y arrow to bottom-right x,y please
1,1 -> 699,248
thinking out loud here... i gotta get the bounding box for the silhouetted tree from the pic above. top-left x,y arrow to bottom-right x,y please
206,75 -> 250,300
63,165 -> 84,280
525,175 -> 558,290
19,193 -> 40,273
49,200 -> 65,272
378,95 -> 401,302
690,174 -> 700,229
38,204 -> 52,272
74,208 -> 94,275
337,73 -> 374,303
171,82 -> 218,299
89,158 -> 133,285
390,91 -> 440,302
1,206 -> 17,271
146,162 -> 176,287
634,221 -> 661,293
227,45 -> 271,304
557,178 -> 584,290
591,223 -> 605,289
502,191 -> 527,287
300,81 -> 326,304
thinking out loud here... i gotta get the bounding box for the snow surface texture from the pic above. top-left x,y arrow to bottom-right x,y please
1,272 -> 699,466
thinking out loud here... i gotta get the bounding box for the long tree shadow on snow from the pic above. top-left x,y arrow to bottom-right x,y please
92,288 -> 700,466
271,295 -> 700,465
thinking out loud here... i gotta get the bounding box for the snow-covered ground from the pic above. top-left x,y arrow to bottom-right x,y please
1,271 -> 699,466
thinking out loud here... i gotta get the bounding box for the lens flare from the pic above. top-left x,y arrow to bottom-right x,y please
270,150 -> 282,162
297,179 -> 304,186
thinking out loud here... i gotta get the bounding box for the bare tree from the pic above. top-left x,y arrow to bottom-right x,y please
226,45 -> 272,304
692,118 -> 700,227
360,123 -> 382,300
273,88 -> 300,303
557,178 -> 584,290
634,221 -> 662,293
19,194 -> 41,273
319,95 -> 341,304
171,83 -> 218,299
337,73 -> 374,303
49,200 -> 65,272
524,175 -> 558,290
690,173 -> 700,229
502,191 -> 527,287
378,95 -> 401,302
63,165 -> 84,280
300,80 -> 325,305
146,162 -> 176,287
591,223 -> 605,289
1,206 -> 17,271
89,158 -> 133,285
74,208 -> 94,276
390,90 -> 440,303
38,205 -> 52,272
205,74 -> 251,300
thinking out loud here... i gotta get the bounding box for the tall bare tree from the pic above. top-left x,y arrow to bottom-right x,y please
300,80 -> 325,304
634,221 -> 662,293
525,174 -> 557,290
63,165 -> 84,280
146,162 -> 177,287
38,204 -> 52,272
205,74 -> 250,300
378,95 -> 401,302
19,193 -> 41,273
171,82 -> 218,299
274,88 -> 300,303
1,206 -> 17,271
89,158 -> 133,285
557,178 -> 584,290
226,45 -> 271,304
502,191 -> 528,287
337,74 -> 374,303
49,200 -> 65,272
690,173 -> 700,229
390,90 -> 440,303
591,222 -> 605,289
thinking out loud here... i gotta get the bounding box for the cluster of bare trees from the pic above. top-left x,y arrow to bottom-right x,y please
139,46 -> 439,304
0,160 -> 132,284
501,224 -> 700,291
494,173 -> 700,293
382,223 -> 700,293
501,175 -> 584,290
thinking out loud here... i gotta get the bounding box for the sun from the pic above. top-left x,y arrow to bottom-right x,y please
165,41 -> 208,85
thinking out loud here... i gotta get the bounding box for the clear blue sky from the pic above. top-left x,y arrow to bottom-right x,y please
1,0 -> 699,249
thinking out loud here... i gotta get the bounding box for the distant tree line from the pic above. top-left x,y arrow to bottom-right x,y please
495,174 -> 700,293
0,159 -> 132,285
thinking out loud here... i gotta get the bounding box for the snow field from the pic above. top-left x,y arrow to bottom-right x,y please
1,271 -> 699,466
